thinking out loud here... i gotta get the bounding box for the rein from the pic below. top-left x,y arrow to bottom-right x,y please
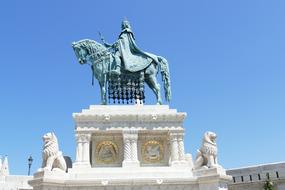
88,50 -> 109,60
77,40 -> 112,86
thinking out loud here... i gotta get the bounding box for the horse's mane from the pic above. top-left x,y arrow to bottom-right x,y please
76,39 -> 106,55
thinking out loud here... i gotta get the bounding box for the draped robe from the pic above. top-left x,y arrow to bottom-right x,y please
117,29 -> 158,72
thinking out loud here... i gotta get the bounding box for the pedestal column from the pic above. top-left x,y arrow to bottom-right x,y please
177,132 -> 185,161
130,138 -> 138,162
169,133 -> 179,163
74,133 -> 91,168
122,129 -> 139,167
169,130 -> 187,166
75,136 -> 83,162
123,139 -> 131,161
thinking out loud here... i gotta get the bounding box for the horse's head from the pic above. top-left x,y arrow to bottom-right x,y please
72,40 -> 89,64
72,39 -> 106,65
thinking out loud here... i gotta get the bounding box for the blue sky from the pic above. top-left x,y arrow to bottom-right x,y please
0,0 -> 284,175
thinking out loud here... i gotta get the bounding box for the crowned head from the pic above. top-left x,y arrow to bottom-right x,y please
121,19 -> 131,30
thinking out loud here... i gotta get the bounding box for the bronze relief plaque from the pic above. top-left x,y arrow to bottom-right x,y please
96,141 -> 119,164
142,140 -> 164,163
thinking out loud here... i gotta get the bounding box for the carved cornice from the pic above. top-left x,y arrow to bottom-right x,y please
73,113 -> 186,123
73,105 -> 186,132
73,105 -> 186,122
76,125 -> 184,132
75,120 -> 184,129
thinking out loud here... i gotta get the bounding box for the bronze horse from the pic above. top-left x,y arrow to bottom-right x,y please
72,39 -> 171,105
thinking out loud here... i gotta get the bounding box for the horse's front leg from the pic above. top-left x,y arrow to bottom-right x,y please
99,75 -> 107,105
99,83 -> 106,105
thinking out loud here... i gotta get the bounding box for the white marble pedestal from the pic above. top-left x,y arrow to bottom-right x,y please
194,167 -> 232,190
29,168 -> 231,190
28,105 -> 232,190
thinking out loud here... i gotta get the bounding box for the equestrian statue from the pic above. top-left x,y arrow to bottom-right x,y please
72,20 -> 171,105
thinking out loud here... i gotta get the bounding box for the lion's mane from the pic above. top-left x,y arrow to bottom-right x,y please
42,133 -> 59,159
201,132 -> 217,156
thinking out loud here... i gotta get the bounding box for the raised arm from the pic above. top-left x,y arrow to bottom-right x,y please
99,31 -> 112,48
103,41 -> 113,48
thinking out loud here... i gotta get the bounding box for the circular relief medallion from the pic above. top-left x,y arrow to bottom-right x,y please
142,140 -> 164,163
96,141 -> 119,164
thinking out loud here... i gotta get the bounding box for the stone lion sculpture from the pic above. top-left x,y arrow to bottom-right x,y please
37,132 -> 67,172
194,131 -> 219,169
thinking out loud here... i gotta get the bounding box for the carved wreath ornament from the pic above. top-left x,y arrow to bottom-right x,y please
96,141 -> 119,164
142,140 -> 164,163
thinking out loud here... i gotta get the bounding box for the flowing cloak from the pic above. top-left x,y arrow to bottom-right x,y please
117,29 -> 158,72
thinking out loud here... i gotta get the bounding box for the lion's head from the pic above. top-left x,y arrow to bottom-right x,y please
200,131 -> 217,156
203,131 -> 217,145
42,132 -> 59,158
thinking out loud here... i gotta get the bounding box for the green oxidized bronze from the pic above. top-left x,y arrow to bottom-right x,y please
72,20 -> 171,105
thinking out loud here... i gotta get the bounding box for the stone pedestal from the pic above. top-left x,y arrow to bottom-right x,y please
194,167 -> 232,190
28,105 -> 232,190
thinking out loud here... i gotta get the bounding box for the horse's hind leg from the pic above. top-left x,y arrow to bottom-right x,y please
146,75 -> 162,105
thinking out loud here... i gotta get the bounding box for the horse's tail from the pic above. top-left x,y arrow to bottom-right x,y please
158,56 -> 171,102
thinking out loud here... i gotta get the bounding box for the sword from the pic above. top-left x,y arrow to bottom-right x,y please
98,31 -> 105,43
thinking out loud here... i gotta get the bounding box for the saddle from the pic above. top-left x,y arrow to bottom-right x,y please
122,57 -> 153,73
